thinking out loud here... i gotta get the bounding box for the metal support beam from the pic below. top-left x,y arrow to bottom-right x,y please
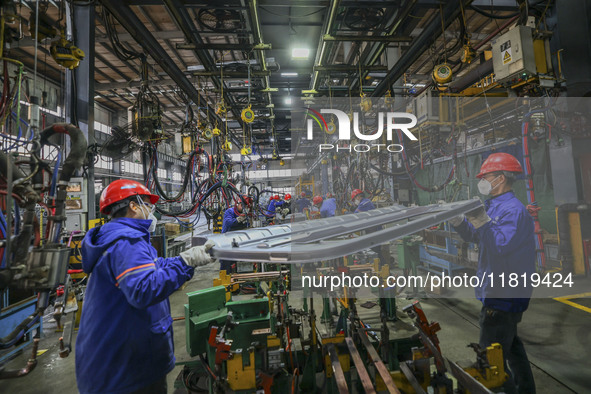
357,329 -> 401,394
323,34 -> 413,42
315,65 -> 387,72
176,43 -> 271,50
326,344 -> 349,394
309,0 -> 341,92
73,3 -> 96,219
344,338 -> 376,394
96,78 -> 176,91
372,0 -> 473,97
244,0 -> 276,133
191,71 -> 271,77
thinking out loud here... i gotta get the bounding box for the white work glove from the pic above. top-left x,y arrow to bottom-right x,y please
281,208 -> 290,216
465,206 -> 491,229
180,240 -> 215,267
236,215 -> 247,223
448,215 -> 465,227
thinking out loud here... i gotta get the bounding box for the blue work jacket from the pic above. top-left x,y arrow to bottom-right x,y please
76,218 -> 194,394
320,198 -> 337,218
296,198 -> 311,212
266,200 -> 277,215
222,207 -> 249,233
355,198 -> 375,213
454,191 -> 535,312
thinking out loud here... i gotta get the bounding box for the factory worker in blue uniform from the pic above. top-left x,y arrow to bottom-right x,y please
449,153 -> 536,394
318,195 -> 337,218
296,192 -> 312,213
351,189 -> 375,213
76,180 -> 215,394
220,197 -> 250,273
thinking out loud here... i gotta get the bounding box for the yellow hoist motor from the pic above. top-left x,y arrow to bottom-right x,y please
432,63 -> 453,84
241,105 -> 255,123
50,33 -> 85,70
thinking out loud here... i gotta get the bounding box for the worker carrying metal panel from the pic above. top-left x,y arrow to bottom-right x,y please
449,153 -> 536,394
76,179 -> 215,394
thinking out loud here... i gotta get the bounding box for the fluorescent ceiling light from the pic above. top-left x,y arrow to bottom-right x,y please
281,72 -> 298,77
285,97 -> 293,105
292,48 -> 310,59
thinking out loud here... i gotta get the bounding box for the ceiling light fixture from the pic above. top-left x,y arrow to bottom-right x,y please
285,97 -> 292,105
281,72 -> 298,77
291,48 -> 310,59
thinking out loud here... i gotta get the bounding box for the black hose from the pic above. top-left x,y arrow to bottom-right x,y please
142,145 -> 199,202
40,124 -> 87,183
470,5 -> 521,19
0,310 -> 41,349
40,124 -> 88,242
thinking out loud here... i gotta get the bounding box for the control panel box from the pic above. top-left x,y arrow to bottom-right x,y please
491,25 -> 536,84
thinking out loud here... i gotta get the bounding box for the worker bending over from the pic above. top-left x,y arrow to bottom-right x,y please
449,153 -> 536,394
313,195 -> 337,218
76,180 -> 215,394
351,189 -> 375,213
296,192 -> 311,213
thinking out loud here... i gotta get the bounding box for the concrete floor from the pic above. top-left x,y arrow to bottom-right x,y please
1,263 -> 589,393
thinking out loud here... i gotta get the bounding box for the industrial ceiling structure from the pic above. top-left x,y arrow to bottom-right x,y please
9,0 -> 524,156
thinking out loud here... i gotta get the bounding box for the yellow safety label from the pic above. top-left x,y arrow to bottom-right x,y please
502,49 -> 512,64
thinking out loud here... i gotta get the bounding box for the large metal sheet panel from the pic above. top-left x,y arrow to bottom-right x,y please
193,200 -> 482,263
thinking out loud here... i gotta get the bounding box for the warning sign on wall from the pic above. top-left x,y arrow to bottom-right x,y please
500,40 -> 512,64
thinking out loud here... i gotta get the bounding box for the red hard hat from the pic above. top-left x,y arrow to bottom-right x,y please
238,195 -> 252,205
477,153 -> 523,178
300,192 -> 306,198
274,195 -> 280,200
351,189 -> 363,200
313,196 -> 323,205
285,194 -> 292,200
99,179 -> 159,214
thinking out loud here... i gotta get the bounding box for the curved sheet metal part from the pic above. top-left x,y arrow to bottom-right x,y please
193,199 -> 482,263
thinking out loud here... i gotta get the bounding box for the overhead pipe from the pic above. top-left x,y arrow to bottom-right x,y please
309,0 -> 342,92
246,0 -> 275,132
372,0 -> 474,97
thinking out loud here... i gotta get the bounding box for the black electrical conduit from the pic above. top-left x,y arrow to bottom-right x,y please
470,5 -> 521,19
142,146 -> 201,203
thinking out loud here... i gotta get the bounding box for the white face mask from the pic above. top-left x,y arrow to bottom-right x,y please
478,175 -> 501,195
135,196 -> 157,232
147,212 -> 157,233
